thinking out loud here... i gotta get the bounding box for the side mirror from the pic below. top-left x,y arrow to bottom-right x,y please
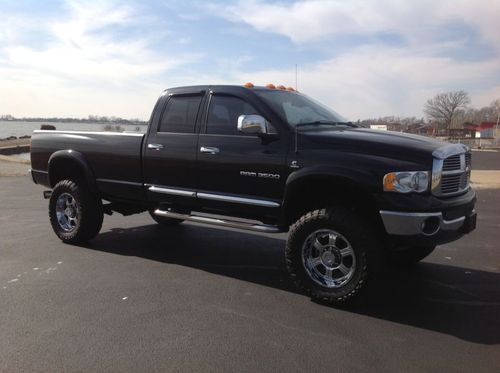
237,115 -> 268,135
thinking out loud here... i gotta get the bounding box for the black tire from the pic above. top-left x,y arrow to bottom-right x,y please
49,179 -> 103,244
388,245 -> 436,265
285,208 -> 381,304
148,209 -> 184,226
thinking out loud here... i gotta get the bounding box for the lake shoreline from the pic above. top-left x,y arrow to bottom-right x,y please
0,137 -> 31,147
0,120 -> 147,139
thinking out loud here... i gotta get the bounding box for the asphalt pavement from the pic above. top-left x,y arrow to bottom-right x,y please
470,149 -> 500,170
1,172 -> 499,372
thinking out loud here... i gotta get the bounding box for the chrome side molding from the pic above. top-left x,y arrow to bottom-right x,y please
197,192 -> 280,207
148,186 -> 196,197
148,185 -> 280,207
154,209 -> 282,233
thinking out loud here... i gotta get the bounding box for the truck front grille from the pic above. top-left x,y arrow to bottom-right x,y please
443,154 -> 461,171
433,151 -> 471,197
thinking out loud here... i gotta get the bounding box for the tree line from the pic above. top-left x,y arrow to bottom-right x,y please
359,92 -> 499,133
0,114 -> 147,125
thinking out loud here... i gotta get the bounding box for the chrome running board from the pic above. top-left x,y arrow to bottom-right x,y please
154,209 -> 282,233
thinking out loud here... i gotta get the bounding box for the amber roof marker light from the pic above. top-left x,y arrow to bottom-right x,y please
243,82 -> 254,88
266,83 -> 276,89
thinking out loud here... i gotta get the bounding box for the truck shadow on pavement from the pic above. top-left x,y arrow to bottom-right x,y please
88,222 -> 500,345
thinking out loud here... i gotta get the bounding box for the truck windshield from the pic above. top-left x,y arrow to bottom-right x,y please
255,90 -> 348,128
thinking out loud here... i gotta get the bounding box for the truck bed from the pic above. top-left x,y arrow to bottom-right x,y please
30,130 -> 145,200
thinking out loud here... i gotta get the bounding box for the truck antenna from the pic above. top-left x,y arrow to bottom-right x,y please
295,64 -> 298,90
295,125 -> 298,153
294,63 -> 299,153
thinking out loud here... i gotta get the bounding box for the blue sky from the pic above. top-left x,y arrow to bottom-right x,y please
1,0 -> 499,120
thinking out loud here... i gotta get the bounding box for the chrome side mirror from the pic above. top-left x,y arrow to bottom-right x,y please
237,115 -> 268,135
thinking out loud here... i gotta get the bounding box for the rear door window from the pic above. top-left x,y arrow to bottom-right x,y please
158,95 -> 203,133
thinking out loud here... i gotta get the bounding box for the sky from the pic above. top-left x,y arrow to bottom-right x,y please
1,0 -> 499,120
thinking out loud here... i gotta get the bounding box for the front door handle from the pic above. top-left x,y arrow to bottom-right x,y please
200,146 -> 219,154
148,143 -> 164,150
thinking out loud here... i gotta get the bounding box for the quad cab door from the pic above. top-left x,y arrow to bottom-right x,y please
143,88 -> 205,205
196,90 -> 289,221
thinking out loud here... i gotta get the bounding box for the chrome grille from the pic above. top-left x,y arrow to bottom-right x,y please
443,154 -> 461,171
465,152 -> 471,167
441,174 -> 462,194
432,147 -> 471,197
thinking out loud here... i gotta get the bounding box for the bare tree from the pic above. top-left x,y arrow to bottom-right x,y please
491,99 -> 500,122
424,91 -> 470,132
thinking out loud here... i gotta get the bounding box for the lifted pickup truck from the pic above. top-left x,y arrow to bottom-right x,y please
30,84 -> 477,303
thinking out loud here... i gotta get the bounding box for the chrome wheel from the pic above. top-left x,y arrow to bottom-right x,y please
301,229 -> 356,288
55,193 -> 80,232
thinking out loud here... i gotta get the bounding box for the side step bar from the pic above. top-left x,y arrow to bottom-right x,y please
154,209 -> 282,233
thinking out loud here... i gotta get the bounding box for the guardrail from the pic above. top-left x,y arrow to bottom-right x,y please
446,138 -> 499,149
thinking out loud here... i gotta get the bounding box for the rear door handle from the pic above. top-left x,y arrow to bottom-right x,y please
200,146 -> 219,154
147,143 -> 164,150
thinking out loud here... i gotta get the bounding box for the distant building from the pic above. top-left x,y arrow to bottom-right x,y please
406,123 -> 434,136
449,123 -> 476,139
370,124 -> 387,131
462,122 -> 496,139
477,122 -> 496,138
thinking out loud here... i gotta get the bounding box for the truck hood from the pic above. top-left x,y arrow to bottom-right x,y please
303,127 -> 447,164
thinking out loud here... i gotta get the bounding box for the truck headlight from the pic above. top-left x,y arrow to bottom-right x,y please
383,171 -> 429,193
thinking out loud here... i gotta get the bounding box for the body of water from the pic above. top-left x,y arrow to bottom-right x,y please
0,121 -> 147,138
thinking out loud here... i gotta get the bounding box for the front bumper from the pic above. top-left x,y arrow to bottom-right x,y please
380,209 -> 476,236
375,187 -> 476,246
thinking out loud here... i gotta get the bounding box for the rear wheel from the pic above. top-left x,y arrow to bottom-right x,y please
148,209 -> 184,226
388,245 -> 436,265
286,208 -> 381,304
49,179 -> 103,244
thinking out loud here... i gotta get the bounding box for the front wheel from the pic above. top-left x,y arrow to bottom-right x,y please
285,208 -> 381,304
49,179 -> 103,244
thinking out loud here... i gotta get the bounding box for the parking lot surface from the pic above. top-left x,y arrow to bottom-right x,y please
1,161 -> 499,372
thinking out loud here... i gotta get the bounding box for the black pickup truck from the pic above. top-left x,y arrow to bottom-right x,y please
30,84 -> 477,303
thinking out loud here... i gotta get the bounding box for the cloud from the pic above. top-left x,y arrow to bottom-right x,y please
2,0 -> 499,119
206,0 -> 500,118
236,46 -> 500,119
212,0 -> 500,48
2,1 -> 190,84
0,0 -> 198,118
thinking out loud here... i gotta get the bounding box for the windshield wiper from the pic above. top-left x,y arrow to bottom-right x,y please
295,121 -> 357,128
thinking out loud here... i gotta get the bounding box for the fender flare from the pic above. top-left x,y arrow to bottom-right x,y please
283,165 -> 378,207
47,150 -> 97,191
285,165 -> 376,191
280,166 -> 380,226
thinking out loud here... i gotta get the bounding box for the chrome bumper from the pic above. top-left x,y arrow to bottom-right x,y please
380,210 -> 469,236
